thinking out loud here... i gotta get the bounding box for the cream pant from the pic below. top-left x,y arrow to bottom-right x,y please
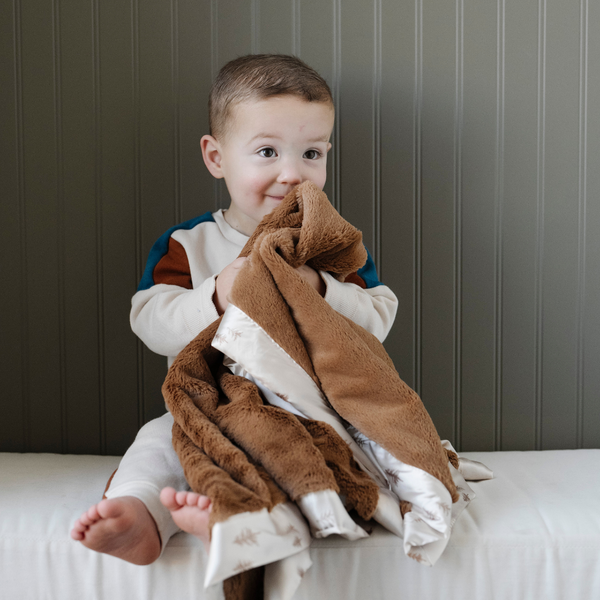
104,412 -> 188,552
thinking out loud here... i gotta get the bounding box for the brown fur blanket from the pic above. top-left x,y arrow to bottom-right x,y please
162,181 -> 458,598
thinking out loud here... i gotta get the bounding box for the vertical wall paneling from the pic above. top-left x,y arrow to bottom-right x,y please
459,1 -> 498,451
211,0 -> 219,80
576,0 -> 588,448
132,0 -> 144,431
500,1 -> 538,450
93,0 -> 105,454
53,0 -> 67,453
372,0 -> 382,274
210,0 -> 221,210
251,0 -> 260,54
414,0 -> 423,395
534,0 -> 546,449
419,0 -> 457,443
0,0 -> 25,450
331,0 -> 342,211
297,0 -> 335,202
379,0 -> 416,390
214,0 -> 253,210
178,0 -> 212,223
541,1 -> 580,449
21,0 -> 63,452
17,0 -> 27,451
137,0 -> 178,427
494,0 -> 505,450
453,0 -> 463,449
172,0 -> 181,226
211,0 -> 222,210
61,0 -> 102,454
583,0 -> 600,448
292,0 -> 301,56
339,0 -> 375,252
2,0 -> 600,454
258,0 -> 294,55
98,0 -> 140,454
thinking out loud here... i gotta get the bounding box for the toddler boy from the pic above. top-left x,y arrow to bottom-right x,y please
71,54 -> 398,564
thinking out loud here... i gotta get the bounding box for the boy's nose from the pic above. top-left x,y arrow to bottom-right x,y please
276,161 -> 302,185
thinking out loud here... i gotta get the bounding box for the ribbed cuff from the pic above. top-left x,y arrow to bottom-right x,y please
185,274 -> 220,333
321,270 -> 358,321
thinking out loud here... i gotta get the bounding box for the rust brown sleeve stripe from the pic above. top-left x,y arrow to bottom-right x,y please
153,237 -> 193,289
342,247 -> 383,289
344,272 -> 367,289
137,211 -> 214,291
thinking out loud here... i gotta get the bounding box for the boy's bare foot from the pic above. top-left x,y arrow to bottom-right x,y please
70,496 -> 161,565
160,487 -> 212,552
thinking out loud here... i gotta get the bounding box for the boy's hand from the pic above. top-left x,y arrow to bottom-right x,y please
295,265 -> 326,297
213,257 -> 247,315
214,260 -> 325,315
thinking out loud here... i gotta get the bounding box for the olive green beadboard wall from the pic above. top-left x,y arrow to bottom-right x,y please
1,0 -> 599,455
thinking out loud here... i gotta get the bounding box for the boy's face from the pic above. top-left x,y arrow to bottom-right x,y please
201,95 -> 334,236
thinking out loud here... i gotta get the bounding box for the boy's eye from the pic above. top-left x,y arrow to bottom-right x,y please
258,147 -> 276,158
304,149 -> 321,160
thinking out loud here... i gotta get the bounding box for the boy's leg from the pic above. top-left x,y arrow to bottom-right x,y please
71,412 -> 188,563
105,411 -> 188,547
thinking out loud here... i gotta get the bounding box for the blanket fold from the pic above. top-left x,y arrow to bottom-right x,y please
162,181 -> 479,600
228,181 -> 456,498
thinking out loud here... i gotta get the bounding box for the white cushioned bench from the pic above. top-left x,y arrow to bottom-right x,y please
1,450 -> 599,599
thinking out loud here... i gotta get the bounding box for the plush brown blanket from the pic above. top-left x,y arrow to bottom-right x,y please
162,180 -> 458,599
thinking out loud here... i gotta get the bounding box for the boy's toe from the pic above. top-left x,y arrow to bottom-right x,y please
159,487 -> 179,510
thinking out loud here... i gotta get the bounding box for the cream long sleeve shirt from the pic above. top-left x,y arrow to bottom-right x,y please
131,209 -> 398,367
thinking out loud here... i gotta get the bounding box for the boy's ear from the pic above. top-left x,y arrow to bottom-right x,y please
201,135 -> 224,179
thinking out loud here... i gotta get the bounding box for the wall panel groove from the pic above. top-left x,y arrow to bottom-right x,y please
92,0 -> 106,453
494,0 -> 505,450
251,0 -> 259,53
372,0 -> 382,276
0,0 -> 20,447
132,0 -> 144,429
292,0 -> 301,56
582,0 -> 599,448
576,0 -> 588,447
15,0 -> 29,451
534,0 -> 546,450
52,0 -> 68,452
453,0 -> 463,449
171,0 -> 181,226
413,0 -> 423,396
331,0 -> 342,212
211,0 -> 222,212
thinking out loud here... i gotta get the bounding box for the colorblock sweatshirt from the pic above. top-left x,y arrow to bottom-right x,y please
131,209 -> 398,367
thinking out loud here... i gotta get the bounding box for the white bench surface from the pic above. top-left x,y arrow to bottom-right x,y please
1,449 -> 599,599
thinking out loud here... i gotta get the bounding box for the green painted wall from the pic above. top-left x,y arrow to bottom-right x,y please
1,0 -> 598,454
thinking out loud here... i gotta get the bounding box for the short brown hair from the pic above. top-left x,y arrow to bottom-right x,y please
209,54 -> 334,140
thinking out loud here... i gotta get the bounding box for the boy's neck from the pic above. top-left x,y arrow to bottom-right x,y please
223,208 -> 254,237
223,206 -> 258,237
